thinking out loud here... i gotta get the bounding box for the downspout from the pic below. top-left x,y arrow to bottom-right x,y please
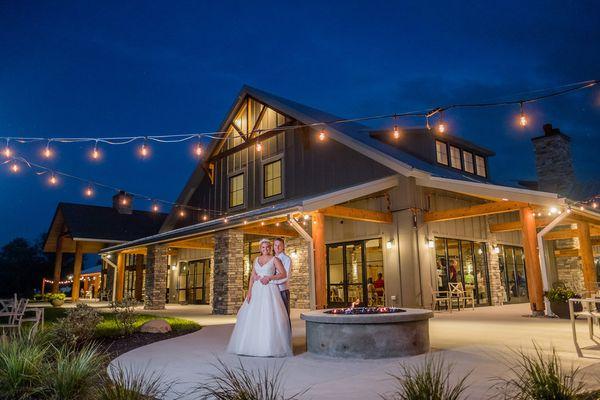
102,254 -> 119,302
288,215 -> 316,310
536,211 -> 569,316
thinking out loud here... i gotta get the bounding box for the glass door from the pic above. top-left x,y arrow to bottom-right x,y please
327,241 -> 371,307
177,259 -> 211,304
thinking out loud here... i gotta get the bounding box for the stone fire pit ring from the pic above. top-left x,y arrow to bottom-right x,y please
301,308 -> 433,358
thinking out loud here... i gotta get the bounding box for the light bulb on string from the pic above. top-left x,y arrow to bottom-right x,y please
152,203 -> 160,212
84,185 -> 94,197
436,111 -> 446,134
256,141 -> 262,152
139,139 -> 150,159
392,116 -> 401,139
593,202 -> 598,209
48,173 -> 58,186
194,142 -> 203,158
43,141 -> 53,159
178,208 -> 185,218
425,115 -> 431,130
202,214 -> 208,221
9,162 -> 19,173
318,128 -> 326,141
518,102 -> 528,127
3,139 -> 12,158
90,141 -> 101,161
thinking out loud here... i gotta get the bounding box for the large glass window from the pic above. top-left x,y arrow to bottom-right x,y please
229,173 -> 244,208
463,150 -> 474,173
498,244 -> 528,303
434,237 -> 491,305
263,160 -> 282,199
436,140 -> 448,165
475,155 -> 487,177
327,238 -> 384,307
449,146 -> 462,169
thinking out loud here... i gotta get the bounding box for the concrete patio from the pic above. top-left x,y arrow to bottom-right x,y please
111,303 -> 600,399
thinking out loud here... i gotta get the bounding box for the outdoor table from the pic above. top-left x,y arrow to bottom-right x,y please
569,297 -> 600,357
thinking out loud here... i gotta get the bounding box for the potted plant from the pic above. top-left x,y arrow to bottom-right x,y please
46,293 -> 66,307
547,285 -> 581,319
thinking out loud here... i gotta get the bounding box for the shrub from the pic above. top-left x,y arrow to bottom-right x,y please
491,344 -> 588,400
194,358 -> 308,400
98,363 -> 174,400
547,283 -> 578,303
44,343 -> 106,400
45,293 -> 66,302
110,298 -> 139,336
32,293 -> 43,302
0,334 -> 47,400
49,303 -> 103,348
381,356 -> 470,400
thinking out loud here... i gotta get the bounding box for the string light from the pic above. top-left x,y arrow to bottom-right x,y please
121,196 -> 129,206
43,141 -> 53,158
194,142 -> 203,157
318,128 -> 326,141
518,102 -> 528,127
593,202 -> 598,209
436,111 -> 446,134
152,203 -> 160,212
202,214 -> 208,221
392,116 -> 401,139
48,173 -> 58,186
139,139 -> 149,159
3,139 -> 12,158
84,185 -> 94,197
256,141 -> 262,152
90,141 -> 101,161
10,162 -> 19,173
178,209 -> 185,217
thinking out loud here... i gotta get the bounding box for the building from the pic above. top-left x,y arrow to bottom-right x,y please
43,195 -> 167,300
88,85 -> 599,314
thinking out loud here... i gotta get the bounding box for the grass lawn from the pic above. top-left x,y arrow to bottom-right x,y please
42,306 -> 201,338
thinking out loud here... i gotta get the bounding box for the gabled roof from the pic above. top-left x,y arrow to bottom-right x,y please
162,85 -> 498,231
43,202 -> 167,252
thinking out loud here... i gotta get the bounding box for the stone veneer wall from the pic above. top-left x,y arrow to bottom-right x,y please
531,127 -> 575,195
212,230 -> 245,314
144,245 -> 169,310
554,238 -> 585,292
284,237 -> 311,309
486,241 -> 506,305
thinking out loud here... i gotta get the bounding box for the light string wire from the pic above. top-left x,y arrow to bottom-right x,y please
2,78 -> 600,209
2,156 -> 226,217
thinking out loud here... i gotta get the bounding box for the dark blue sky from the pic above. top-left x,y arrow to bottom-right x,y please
1,0 -> 599,245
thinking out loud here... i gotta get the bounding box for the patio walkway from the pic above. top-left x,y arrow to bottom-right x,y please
112,303 -> 600,399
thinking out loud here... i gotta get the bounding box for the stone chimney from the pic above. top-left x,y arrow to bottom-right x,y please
531,124 -> 576,195
112,191 -> 133,214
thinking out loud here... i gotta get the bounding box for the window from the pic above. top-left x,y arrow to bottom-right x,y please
463,150 -> 474,173
475,155 -> 486,177
263,160 -> 282,198
229,173 -> 244,208
436,140 -> 448,165
449,146 -> 462,169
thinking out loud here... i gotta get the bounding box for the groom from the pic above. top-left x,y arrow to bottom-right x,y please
259,237 -> 291,322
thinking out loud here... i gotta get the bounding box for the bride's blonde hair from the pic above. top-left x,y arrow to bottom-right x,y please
258,238 -> 272,247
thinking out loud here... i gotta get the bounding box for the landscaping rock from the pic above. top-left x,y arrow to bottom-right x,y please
140,319 -> 172,334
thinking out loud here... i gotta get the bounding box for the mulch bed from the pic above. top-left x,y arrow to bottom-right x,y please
99,329 -> 200,359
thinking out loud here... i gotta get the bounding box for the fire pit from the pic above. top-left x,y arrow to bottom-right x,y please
301,307 -> 432,358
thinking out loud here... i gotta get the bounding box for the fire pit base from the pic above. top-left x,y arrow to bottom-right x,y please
301,308 -> 433,359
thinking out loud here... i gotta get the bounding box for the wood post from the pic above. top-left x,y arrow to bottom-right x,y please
134,254 -> 144,301
52,235 -> 64,294
312,211 -> 327,309
519,207 -> 545,313
115,253 -> 125,301
71,241 -> 84,301
577,222 -> 596,294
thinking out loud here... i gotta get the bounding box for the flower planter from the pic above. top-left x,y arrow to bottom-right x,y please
550,301 -> 581,319
50,299 -> 64,307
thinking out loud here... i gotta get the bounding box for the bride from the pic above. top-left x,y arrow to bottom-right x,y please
227,238 -> 292,357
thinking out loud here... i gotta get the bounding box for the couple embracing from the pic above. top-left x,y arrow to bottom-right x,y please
227,237 -> 293,357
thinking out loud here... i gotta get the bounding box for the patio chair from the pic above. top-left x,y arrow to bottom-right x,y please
431,290 -> 452,312
21,307 -> 44,334
449,283 -> 474,311
0,298 -> 29,334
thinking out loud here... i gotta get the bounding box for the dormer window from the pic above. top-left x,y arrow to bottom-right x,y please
449,145 -> 462,169
475,155 -> 487,177
435,140 -> 448,165
463,150 -> 474,173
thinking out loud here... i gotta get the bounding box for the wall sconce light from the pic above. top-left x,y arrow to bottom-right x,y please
386,239 -> 394,249
171,265 -> 177,271
492,246 -> 501,254
426,239 -> 435,249
106,254 -> 112,259
291,249 -> 298,258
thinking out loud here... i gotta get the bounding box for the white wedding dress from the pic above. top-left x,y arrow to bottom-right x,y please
226,257 -> 292,357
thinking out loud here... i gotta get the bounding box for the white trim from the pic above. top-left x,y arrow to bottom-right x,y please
72,238 -> 124,244
417,176 -> 565,207
288,216 -> 315,309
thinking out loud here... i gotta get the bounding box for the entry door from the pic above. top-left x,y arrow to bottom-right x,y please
177,259 -> 211,304
327,241 -> 367,307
